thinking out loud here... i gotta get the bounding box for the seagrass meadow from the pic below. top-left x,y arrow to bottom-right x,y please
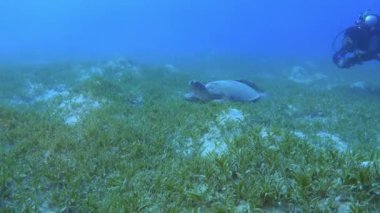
1,58 -> 380,212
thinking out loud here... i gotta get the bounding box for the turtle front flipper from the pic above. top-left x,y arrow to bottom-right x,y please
184,92 -> 200,102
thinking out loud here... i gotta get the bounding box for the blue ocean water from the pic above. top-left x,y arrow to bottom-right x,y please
0,0 -> 378,62
2,1 -> 380,211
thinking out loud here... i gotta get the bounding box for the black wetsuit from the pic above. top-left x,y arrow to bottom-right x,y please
333,16 -> 380,68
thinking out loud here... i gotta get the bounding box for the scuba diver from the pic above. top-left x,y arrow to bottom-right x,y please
333,11 -> 380,68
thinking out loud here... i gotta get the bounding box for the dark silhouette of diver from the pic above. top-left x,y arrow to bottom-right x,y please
333,11 -> 380,68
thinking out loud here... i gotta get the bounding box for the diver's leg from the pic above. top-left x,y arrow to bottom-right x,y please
368,35 -> 380,53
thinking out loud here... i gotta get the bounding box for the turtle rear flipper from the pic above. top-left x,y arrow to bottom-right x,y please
236,80 -> 263,92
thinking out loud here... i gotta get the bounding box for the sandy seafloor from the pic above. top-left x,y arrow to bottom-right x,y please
0,57 -> 380,212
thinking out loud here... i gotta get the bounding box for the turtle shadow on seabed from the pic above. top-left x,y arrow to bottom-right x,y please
360,87 -> 380,97
349,81 -> 380,98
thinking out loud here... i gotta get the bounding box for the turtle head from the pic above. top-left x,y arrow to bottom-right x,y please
189,80 -> 207,91
188,80 -> 211,101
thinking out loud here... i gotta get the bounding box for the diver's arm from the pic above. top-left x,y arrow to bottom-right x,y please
337,52 -> 379,68
333,26 -> 365,68
333,50 -> 344,64
333,49 -> 350,68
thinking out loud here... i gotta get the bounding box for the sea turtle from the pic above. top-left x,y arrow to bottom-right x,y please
184,80 -> 265,102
